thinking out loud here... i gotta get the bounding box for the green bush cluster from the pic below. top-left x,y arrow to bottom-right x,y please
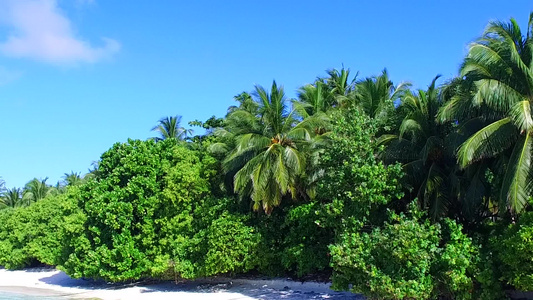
330,204 -> 477,300
281,202 -> 331,277
0,140 -> 260,282
493,212 -> 533,292
317,108 -> 405,230
0,190 -> 81,269
56,139 -> 260,281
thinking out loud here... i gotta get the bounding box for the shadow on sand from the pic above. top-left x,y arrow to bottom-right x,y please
38,271 -> 363,300
142,278 -> 362,299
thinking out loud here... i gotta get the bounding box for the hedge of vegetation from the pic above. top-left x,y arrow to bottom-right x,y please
2,13 -> 533,300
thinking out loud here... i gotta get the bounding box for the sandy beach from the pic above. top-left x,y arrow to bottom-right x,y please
0,268 -> 361,299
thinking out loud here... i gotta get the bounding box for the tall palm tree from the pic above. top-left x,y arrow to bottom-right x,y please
294,81 -> 334,118
1,187 -> 23,208
379,76 -> 459,220
221,81 -> 318,213
311,67 -> 357,108
0,177 -> 5,202
62,171 -> 83,187
228,92 -> 258,114
323,67 -> 357,99
23,178 -> 52,205
440,13 -> 533,213
292,81 -> 335,141
151,115 -> 193,141
352,69 -> 410,123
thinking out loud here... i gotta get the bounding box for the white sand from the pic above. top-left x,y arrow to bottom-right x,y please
0,268 -> 361,299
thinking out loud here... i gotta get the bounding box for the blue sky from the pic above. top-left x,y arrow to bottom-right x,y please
0,0 -> 531,188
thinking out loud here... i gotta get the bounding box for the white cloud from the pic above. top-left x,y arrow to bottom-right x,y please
0,0 -> 120,65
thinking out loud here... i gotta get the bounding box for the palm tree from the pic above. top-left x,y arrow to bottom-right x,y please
439,13 -> 533,214
292,81 -> 335,140
228,92 -> 259,114
1,187 -> 23,208
323,67 -> 357,99
62,171 -> 83,187
379,76 -> 458,219
352,69 -> 410,123
0,177 -> 5,202
151,115 -> 193,141
294,81 -> 334,118
23,178 -> 52,204
221,81 -> 317,213
292,67 -> 357,135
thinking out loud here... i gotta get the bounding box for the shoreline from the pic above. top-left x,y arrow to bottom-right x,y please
0,286 -> 77,297
0,268 -> 361,299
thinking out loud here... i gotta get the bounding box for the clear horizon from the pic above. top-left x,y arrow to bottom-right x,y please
0,0 -> 531,188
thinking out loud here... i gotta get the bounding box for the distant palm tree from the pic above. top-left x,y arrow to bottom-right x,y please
62,171 -> 83,187
294,81 -> 335,118
353,69 -> 410,121
23,178 -> 52,204
83,160 -> 100,180
284,67 -> 357,119
0,177 -> 5,194
1,187 -> 23,208
323,67 -> 357,100
151,115 -> 193,141
228,92 -> 258,114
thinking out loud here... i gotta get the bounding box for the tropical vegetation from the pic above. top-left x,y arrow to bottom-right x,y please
2,13 -> 533,300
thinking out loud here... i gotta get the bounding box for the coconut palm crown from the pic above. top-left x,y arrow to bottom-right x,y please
439,13 -> 533,213
151,115 -> 193,141
220,81 -> 319,213
1,187 -> 23,208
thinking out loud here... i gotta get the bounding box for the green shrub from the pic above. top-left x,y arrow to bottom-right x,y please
474,242 -> 506,300
0,190 -> 82,269
202,213 -> 259,276
60,140 -> 213,281
495,212 -> 533,291
435,219 -> 478,300
156,197 -> 260,280
281,202 -> 331,277
0,208 -> 29,269
272,107 -> 405,281
330,203 -> 477,300
330,208 -> 439,299
254,210 -> 286,276
317,107 -> 404,233
59,139 -> 259,282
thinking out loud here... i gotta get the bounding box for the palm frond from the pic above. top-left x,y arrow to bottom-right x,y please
457,118 -> 516,167
510,100 -> 533,131
424,163 -> 449,221
500,133 -> 533,213
462,164 -> 488,219
472,79 -> 524,112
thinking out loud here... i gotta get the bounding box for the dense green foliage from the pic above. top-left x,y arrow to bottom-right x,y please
3,12 -> 533,300
331,207 -> 439,299
57,139 -> 259,281
330,205 -> 477,300
317,107 -> 404,228
0,190 -> 81,269
493,211 -> 533,291
281,202 -> 331,277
